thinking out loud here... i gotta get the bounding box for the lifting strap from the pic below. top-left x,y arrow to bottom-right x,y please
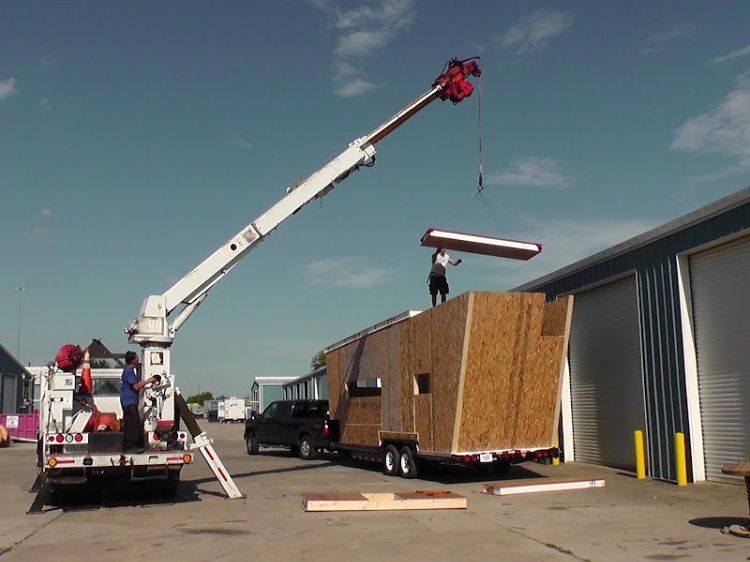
478,73 -> 484,193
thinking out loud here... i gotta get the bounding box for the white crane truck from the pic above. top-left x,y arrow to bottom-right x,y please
34,57 -> 482,503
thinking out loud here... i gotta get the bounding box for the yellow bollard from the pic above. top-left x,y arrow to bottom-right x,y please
675,432 -> 687,486
634,430 -> 646,479
552,437 -> 560,466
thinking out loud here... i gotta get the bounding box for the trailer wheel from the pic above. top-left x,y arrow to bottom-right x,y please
383,444 -> 399,476
299,434 -> 318,460
246,434 -> 259,455
398,446 -> 418,479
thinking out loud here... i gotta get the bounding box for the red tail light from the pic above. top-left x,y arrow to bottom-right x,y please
48,435 -> 55,442
55,434 -> 64,443
153,432 -> 160,441
74,433 -> 83,443
322,422 -> 329,438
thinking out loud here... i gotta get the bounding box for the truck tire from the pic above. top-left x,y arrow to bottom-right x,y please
383,444 -> 399,476
299,434 -> 318,460
398,445 -> 418,479
246,434 -> 259,455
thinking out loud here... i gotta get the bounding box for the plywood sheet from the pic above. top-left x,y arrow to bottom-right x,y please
420,228 -> 542,261
456,292 -> 546,452
399,319 -> 415,433
414,394 -> 433,451
381,323 -> 402,433
541,296 -> 574,337
429,294 -> 469,453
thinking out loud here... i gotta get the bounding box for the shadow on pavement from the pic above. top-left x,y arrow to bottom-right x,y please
688,516 -> 750,529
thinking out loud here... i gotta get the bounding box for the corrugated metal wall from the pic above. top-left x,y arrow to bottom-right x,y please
524,203 -> 750,481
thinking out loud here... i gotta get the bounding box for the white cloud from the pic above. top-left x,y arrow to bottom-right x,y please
334,78 -> 377,98
312,0 -> 415,97
0,77 -> 18,100
477,217 -> 660,289
304,257 -> 393,289
672,71 -> 750,167
228,138 -> 253,150
488,157 -> 567,188
40,208 -> 52,217
497,9 -> 573,55
641,26 -> 697,55
712,44 -> 750,65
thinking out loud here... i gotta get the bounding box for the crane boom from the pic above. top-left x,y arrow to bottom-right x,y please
122,60 -> 481,491
126,58 -> 480,346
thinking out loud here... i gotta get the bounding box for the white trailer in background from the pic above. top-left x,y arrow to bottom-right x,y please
222,398 -> 245,423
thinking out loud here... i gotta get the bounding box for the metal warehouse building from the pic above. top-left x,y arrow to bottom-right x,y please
516,186 -> 750,484
282,367 -> 328,401
0,342 -> 31,414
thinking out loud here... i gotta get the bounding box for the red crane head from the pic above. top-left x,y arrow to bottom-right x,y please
432,57 -> 482,104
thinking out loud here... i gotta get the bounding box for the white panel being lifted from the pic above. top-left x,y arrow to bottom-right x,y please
420,228 -> 542,260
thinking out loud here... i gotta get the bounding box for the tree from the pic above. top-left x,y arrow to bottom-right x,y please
310,349 -> 326,370
186,391 -> 214,405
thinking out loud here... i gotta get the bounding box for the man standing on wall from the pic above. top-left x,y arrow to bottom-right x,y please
428,248 -> 461,307
120,351 -> 158,454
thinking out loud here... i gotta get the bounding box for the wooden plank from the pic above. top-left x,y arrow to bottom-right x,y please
482,477 -> 606,497
550,296 -> 574,440
302,491 -> 467,512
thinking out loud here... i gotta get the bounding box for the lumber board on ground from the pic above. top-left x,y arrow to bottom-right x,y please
482,477 -> 606,496
302,490 -> 467,512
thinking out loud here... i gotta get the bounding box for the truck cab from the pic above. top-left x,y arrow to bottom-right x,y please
244,400 -> 332,460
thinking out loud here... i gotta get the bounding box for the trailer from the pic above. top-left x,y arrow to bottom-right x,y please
222,397 -> 246,423
325,291 -> 573,478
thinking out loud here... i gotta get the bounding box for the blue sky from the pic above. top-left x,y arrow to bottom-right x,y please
2,1 -> 750,396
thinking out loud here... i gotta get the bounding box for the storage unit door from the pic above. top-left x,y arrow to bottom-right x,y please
690,235 -> 750,483
569,276 -> 645,469
2,374 -> 15,413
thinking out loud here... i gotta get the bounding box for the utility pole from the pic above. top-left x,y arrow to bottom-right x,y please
15,286 -> 26,360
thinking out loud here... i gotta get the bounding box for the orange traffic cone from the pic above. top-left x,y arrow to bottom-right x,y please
80,349 -> 93,395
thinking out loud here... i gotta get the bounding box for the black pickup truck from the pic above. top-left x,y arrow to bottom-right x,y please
244,400 -> 333,460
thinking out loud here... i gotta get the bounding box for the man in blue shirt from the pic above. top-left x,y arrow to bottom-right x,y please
120,351 -> 158,453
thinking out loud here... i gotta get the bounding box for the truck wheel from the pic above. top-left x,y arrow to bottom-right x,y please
383,444 -> 399,476
246,434 -> 259,455
398,446 -> 418,479
299,434 -> 318,460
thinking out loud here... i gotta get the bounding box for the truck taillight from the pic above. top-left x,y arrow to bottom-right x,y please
48,435 -> 55,442
322,422 -> 329,438
55,434 -> 64,443
74,433 -> 83,443
153,432 -> 160,441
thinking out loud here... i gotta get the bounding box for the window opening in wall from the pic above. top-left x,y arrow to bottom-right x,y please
414,373 -> 430,394
347,378 -> 382,397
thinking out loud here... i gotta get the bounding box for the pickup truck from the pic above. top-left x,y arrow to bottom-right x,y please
244,400 -> 333,460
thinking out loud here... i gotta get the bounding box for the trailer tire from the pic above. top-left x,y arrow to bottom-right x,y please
398,446 -> 418,479
246,434 -> 259,455
299,434 -> 318,460
383,444 -> 399,476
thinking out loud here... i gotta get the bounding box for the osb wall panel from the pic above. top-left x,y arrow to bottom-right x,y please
381,323 -> 402,433
399,319 -> 415,433
456,292 -> 547,452
341,395 -> 381,447
511,335 -> 565,445
428,294 -> 470,453
541,296 -> 573,337
326,348 -> 343,418
414,394 -> 433,451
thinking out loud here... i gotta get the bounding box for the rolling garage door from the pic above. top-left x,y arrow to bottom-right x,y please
569,276 -> 646,469
690,235 -> 750,483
